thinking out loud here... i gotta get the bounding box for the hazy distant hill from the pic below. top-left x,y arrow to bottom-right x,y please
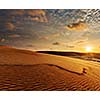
38,51 -> 100,62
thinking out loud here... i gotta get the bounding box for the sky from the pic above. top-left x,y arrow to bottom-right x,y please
0,9 -> 100,52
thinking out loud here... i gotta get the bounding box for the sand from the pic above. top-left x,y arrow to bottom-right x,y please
0,47 -> 100,91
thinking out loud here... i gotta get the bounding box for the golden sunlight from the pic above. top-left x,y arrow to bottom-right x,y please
85,46 -> 93,52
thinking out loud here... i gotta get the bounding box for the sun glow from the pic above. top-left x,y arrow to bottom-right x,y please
85,46 -> 93,52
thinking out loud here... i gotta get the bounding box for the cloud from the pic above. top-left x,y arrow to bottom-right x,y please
39,36 -> 49,40
27,10 -> 45,16
52,42 -> 60,45
76,40 -> 86,44
27,10 -> 48,22
65,21 -> 88,31
75,36 -> 88,45
8,34 -> 21,38
26,44 -> 35,48
52,33 -> 60,38
6,22 -> 15,31
10,10 -> 25,16
66,45 -> 75,48
31,17 -> 40,21
0,38 -> 5,42
81,33 -> 90,38
39,33 -> 60,41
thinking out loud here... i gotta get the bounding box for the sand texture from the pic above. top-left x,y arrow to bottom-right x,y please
0,47 -> 100,90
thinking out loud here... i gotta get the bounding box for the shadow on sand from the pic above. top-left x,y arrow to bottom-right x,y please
0,63 -> 85,75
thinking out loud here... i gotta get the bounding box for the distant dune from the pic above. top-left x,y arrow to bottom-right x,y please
38,51 -> 100,62
0,47 -> 100,90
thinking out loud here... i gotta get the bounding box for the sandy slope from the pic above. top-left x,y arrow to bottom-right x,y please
0,47 -> 100,90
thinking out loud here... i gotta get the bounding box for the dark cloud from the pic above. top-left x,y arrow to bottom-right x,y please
52,42 -> 60,45
26,44 -> 35,48
65,21 -> 88,31
66,45 -> 75,48
10,10 -> 25,16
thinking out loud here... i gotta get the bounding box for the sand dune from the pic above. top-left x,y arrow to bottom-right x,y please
0,47 -> 100,90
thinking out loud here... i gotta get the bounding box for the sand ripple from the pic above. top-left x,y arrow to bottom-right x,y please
0,64 -> 100,91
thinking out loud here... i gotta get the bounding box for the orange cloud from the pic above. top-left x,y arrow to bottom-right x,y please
27,10 -> 48,22
6,22 -> 15,31
31,17 -> 40,21
39,36 -> 49,40
0,38 -> 5,42
65,21 -> 88,31
28,10 -> 45,16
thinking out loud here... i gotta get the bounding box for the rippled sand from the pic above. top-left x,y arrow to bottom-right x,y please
0,47 -> 100,91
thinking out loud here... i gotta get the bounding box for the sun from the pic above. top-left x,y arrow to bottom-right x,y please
85,46 -> 93,52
